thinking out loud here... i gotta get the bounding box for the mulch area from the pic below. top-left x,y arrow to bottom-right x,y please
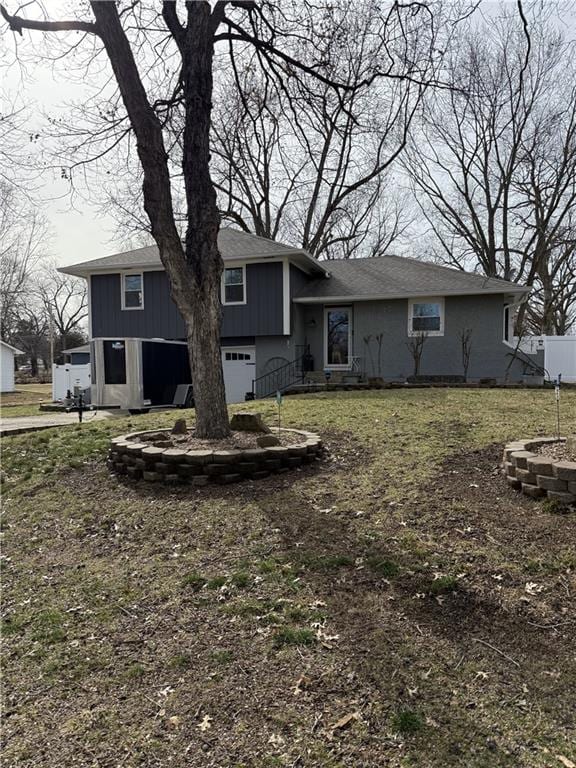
141,428 -> 299,451
538,442 -> 576,461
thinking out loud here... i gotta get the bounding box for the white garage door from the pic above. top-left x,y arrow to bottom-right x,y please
222,347 -> 256,404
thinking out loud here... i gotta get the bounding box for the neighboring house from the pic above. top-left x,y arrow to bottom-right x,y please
62,344 -> 91,366
1,340 -> 24,393
60,228 -> 538,407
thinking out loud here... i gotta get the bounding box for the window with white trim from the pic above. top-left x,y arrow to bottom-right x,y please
121,272 -> 144,310
408,298 -> 444,336
222,266 -> 245,305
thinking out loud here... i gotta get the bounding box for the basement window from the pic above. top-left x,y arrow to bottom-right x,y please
121,272 -> 144,310
222,266 -> 246,305
408,298 -> 444,336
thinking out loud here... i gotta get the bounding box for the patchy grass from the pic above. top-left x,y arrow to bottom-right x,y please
2,390 -> 576,767
0,383 -> 52,408
428,575 -> 460,595
365,555 -> 400,578
273,627 -> 317,648
392,709 -> 425,736
0,404 -> 45,418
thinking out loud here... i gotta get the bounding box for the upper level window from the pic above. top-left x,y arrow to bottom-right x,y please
408,298 -> 444,336
121,272 -> 144,310
222,266 -> 246,305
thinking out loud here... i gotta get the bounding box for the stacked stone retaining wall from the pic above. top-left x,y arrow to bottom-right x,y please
107,429 -> 323,486
502,437 -> 576,505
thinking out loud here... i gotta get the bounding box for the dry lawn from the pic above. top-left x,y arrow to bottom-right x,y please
1,390 -> 576,767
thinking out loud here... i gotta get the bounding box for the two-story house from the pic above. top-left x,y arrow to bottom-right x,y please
61,228 -> 536,409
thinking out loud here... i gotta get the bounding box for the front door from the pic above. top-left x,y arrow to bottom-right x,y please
324,307 -> 352,369
221,347 -> 256,403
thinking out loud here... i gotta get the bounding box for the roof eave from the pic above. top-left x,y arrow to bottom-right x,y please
58,249 -> 329,278
1,341 -> 25,354
294,286 -> 530,303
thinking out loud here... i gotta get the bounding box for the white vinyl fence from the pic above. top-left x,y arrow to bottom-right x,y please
52,363 -> 91,401
543,336 -> 576,383
516,336 -> 576,383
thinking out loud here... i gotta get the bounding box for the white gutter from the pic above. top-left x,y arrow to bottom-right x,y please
293,287 -> 529,303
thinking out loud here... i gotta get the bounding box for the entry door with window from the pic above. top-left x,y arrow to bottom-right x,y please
221,347 -> 256,403
324,307 -> 352,369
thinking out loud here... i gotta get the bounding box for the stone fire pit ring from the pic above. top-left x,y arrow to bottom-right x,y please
107,428 -> 324,486
502,437 -> 576,506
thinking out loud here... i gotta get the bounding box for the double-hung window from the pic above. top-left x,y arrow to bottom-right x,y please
408,298 -> 444,336
121,272 -> 144,310
222,266 -> 246,305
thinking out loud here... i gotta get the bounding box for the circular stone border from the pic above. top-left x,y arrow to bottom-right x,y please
502,437 -> 576,505
107,428 -> 324,486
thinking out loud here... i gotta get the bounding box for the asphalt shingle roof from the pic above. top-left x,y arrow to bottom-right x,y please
295,254 -> 526,300
61,227 -> 525,299
62,228 -> 322,275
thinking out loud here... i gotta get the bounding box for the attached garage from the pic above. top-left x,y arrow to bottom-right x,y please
1,340 -> 24,393
222,346 -> 256,403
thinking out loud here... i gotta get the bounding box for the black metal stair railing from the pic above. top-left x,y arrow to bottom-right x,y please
251,352 -> 310,399
505,349 -> 549,380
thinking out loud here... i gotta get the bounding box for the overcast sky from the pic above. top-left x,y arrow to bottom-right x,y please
1,1 -> 574,268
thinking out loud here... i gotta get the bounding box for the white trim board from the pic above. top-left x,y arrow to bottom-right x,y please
282,259 -> 290,335
221,264 -> 247,306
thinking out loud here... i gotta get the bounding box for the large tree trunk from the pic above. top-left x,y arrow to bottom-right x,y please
90,1 -> 230,438
178,3 -> 229,438
185,291 -> 229,439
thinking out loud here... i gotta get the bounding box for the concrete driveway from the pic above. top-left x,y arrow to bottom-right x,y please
0,410 -> 116,436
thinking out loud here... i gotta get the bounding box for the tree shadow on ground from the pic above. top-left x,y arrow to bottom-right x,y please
254,439 -> 576,766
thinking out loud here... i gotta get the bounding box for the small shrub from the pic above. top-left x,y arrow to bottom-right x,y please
273,627 -> 316,648
392,709 -> 424,735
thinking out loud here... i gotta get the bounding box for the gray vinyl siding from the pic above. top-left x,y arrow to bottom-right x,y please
290,264 -> 313,300
298,294 -> 530,382
221,262 -> 284,337
290,264 -> 314,341
90,262 -> 284,339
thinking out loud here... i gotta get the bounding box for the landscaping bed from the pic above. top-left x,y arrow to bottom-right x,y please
108,427 -> 323,486
503,436 -> 576,507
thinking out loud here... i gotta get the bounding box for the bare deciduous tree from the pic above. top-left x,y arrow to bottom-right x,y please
211,63 -> 418,259
1,1 -> 481,435
406,3 -> 576,333
35,265 -> 88,352
460,327 -> 473,380
406,332 -> 428,378
0,182 -> 48,342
